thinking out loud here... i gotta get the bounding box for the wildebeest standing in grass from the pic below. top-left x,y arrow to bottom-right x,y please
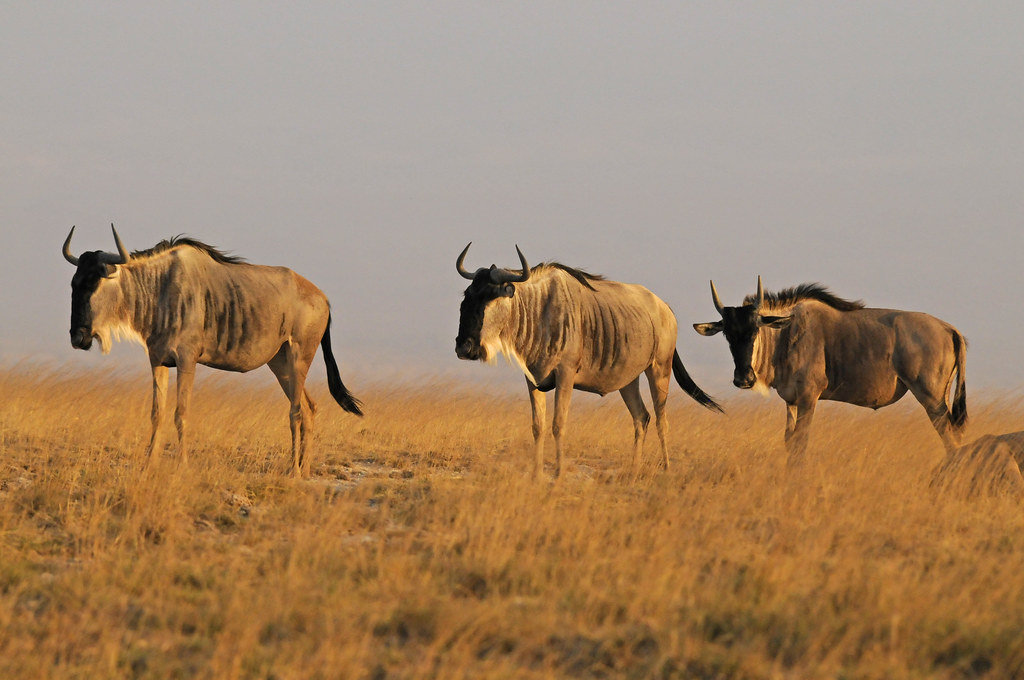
693,277 -> 967,460
63,224 -> 362,476
455,244 -> 722,479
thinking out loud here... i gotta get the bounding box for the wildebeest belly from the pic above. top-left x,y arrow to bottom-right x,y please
818,325 -> 906,407
529,355 -> 652,395
198,332 -> 291,372
196,283 -> 315,371
821,367 -> 908,407
573,352 -> 655,395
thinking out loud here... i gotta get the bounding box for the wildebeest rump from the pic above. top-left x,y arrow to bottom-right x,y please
63,224 -> 362,476
694,277 -> 966,460
456,244 -> 721,479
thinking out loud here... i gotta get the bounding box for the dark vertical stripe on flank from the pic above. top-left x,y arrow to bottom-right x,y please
216,295 -> 227,348
599,302 -> 612,369
560,297 -> 575,357
224,298 -> 237,352
134,287 -> 146,331
228,280 -> 247,352
204,290 -> 214,331
609,305 -> 621,369
243,303 -> 255,340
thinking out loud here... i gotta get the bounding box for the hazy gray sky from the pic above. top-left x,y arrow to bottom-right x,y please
4,2 -> 1023,397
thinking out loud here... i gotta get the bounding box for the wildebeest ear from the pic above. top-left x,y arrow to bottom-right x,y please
759,314 -> 792,329
103,263 -> 118,277
693,321 -> 723,336
501,283 -> 516,298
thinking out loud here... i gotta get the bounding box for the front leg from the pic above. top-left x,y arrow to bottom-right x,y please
784,400 -> 817,465
146,365 -> 169,458
551,370 -> 577,479
527,380 -> 547,481
174,360 -> 197,464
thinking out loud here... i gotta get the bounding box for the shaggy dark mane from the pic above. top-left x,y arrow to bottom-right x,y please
744,283 -> 864,312
133,235 -> 247,265
537,262 -> 605,291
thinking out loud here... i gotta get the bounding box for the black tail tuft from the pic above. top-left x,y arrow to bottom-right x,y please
321,314 -> 363,416
672,350 -> 724,413
950,330 -> 967,430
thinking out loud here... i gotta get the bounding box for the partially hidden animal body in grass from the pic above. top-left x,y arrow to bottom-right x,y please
931,431 -> 1024,496
62,224 -> 362,476
694,277 -> 967,462
455,243 -> 722,479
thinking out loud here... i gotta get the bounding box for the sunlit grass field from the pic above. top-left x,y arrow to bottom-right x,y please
1,364 -> 1022,679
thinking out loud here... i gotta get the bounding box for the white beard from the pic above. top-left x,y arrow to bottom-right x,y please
480,303 -> 537,384
94,321 -> 144,355
750,333 -> 770,395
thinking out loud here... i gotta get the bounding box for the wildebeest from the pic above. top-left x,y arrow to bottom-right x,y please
455,244 -> 722,479
931,431 -> 1024,496
693,277 -> 967,460
63,224 -> 362,476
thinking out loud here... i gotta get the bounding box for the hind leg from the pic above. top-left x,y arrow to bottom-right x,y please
906,383 -> 961,454
897,342 -> 964,454
618,378 -> 650,473
928,404 -> 961,455
268,343 -> 315,477
645,363 -> 672,470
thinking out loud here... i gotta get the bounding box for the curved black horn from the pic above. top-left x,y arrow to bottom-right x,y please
456,242 -> 476,280
98,223 -> 130,265
710,280 -> 725,315
490,245 -> 531,284
62,226 -> 80,266
754,275 -> 764,311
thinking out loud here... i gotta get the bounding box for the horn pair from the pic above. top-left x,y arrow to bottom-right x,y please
710,276 -> 764,314
62,224 -> 130,267
456,243 -> 531,284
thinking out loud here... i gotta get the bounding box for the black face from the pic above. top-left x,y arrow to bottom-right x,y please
455,269 -> 515,360
69,251 -> 115,350
718,306 -> 761,389
695,304 -> 792,389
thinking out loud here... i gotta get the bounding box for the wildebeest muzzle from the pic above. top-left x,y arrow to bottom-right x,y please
71,327 -> 94,350
455,337 -> 482,361
733,367 -> 756,389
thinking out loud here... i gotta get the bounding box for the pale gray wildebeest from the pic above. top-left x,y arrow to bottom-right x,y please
931,431 -> 1024,497
455,243 -> 722,479
63,224 -> 362,476
693,277 -> 967,461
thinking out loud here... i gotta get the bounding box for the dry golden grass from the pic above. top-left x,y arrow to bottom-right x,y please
1,363 -> 1022,679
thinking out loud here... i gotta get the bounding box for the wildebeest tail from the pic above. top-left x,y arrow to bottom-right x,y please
321,314 -> 363,416
950,330 -> 967,430
673,350 -> 724,413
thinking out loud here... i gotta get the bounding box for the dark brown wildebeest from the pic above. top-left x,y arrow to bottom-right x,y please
455,243 -> 722,479
693,277 -> 967,460
63,224 -> 362,476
